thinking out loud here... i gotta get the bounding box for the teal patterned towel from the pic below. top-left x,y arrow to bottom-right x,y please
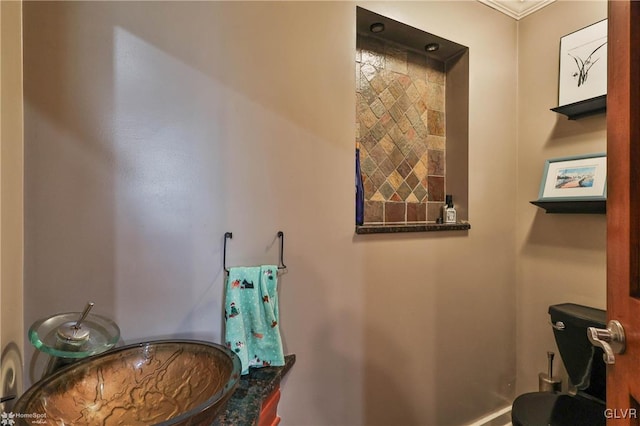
224,265 -> 284,375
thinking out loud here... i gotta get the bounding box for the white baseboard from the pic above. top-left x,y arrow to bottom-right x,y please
466,405 -> 512,426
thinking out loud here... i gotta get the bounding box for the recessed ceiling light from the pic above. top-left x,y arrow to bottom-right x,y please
425,43 -> 440,52
370,23 -> 385,33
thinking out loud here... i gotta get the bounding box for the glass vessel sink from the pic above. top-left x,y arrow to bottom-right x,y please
29,312 -> 120,359
14,340 -> 241,425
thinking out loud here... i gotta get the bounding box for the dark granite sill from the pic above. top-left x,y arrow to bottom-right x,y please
213,354 -> 296,426
355,222 -> 471,234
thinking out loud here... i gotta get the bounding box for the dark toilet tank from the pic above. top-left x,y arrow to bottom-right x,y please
549,303 -> 607,403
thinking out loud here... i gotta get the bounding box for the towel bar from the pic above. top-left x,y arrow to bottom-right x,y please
224,231 -> 287,273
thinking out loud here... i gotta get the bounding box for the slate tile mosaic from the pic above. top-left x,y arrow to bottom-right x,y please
428,176 -> 445,202
407,202 -> 427,222
356,34 -> 446,225
364,201 -> 384,223
385,202 -> 406,223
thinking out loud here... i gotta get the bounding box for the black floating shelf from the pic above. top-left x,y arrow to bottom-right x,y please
530,199 -> 606,214
551,95 -> 606,120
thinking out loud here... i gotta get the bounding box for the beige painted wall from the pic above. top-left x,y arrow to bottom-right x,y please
516,0 -> 607,396
23,1 -> 517,425
0,0 -> 25,408
357,2 -> 517,425
22,3 -> 365,423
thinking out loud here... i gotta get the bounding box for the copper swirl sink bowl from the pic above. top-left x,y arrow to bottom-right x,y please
14,340 -> 241,425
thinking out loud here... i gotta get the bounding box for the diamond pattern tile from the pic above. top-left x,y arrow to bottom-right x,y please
405,172 -> 419,190
357,34 -> 446,225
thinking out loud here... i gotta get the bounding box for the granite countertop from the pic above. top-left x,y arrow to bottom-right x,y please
213,354 -> 296,426
355,222 -> 471,234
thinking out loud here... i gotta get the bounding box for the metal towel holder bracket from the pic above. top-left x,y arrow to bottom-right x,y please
223,231 -> 287,274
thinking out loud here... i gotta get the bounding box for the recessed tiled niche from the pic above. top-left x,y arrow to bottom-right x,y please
355,7 -> 470,234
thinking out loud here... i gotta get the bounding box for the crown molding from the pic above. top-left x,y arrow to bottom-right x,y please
478,0 -> 556,20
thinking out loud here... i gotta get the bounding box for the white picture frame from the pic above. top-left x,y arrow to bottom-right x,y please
558,19 -> 608,107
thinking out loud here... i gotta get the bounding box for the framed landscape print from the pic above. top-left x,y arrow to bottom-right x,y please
537,153 -> 607,201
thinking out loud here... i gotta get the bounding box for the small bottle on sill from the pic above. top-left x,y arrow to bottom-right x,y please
444,194 -> 457,224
